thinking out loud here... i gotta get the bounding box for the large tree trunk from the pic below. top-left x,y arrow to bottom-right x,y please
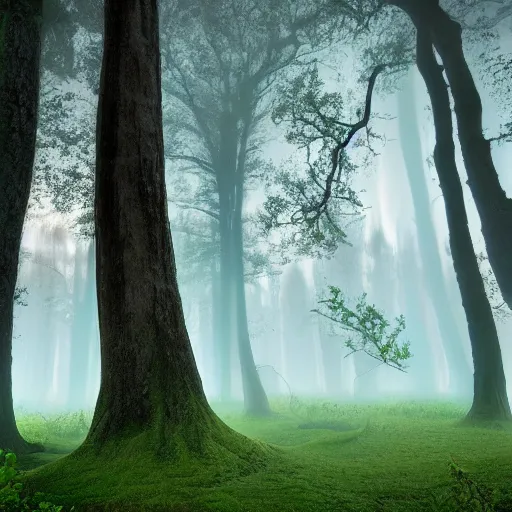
415,27 -> 511,421
389,0 -> 512,311
81,0 -> 265,457
0,0 -> 44,453
397,70 -> 472,396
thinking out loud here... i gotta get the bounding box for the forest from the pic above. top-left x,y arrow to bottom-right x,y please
1,0 -> 512,510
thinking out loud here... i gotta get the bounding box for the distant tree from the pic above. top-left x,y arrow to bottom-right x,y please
67,242 -> 96,410
160,0 -> 349,414
280,264 -> 318,394
0,0 -> 44,453
397,69 -> 472,395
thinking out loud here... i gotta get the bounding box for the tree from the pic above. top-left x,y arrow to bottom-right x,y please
414,27 -> 510,421
78,0 -> 267,460
161,0 -> 345,414
0,0 -> 44,453
264,6 -> 511,419
397,69 -> 472,395
386,0 -> 512,311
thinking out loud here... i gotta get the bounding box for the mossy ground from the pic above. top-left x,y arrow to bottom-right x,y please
10,398 -> 512,511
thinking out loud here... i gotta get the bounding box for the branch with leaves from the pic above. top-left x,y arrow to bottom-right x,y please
259,63 -> 388,257
312,285 -> 412,372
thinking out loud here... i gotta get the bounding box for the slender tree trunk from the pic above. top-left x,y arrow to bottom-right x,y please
312,261 -> 343,396
390,0 -> 512,310
210,252 -> 223,398
232,202 -> 271,416
397,232 -> 437,395
397,70 -> 472,395
68,242 -> 95,410
217,208 -> 234,401
415,27 -> 511,421
82,0 -> 265,456
318,329 -> 342,396
0,0 -> 44,453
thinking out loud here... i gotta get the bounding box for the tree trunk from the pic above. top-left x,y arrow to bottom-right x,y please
82,0 -> 266,457
415,27 -> 511,421
396,232 -> 437,395
397,69 -> 472,396
232,207 -> 271,416
217,210 -> 234,401
312,261 -> 343,396
209,224 -> 223,398
0,0 -> 44,453
389,0 -> 512,311
68,242 -> 95,410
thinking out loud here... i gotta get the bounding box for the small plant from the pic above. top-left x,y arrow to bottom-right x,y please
0,450 -> 17,487
0,450 -> 71,512
432,458 -> 496,511
447,458 -> 495,511
313,286 -> 412,372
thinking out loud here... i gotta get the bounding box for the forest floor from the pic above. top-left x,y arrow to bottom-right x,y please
5,398 -> 512,511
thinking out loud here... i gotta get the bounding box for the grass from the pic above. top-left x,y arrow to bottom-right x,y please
5,398 -> 512,511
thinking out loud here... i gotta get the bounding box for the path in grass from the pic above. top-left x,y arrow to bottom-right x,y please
13,400 -> 512,511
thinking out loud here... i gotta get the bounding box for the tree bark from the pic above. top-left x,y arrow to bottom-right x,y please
82,0 -> 265,457
0,0 -> 44,453
389,0 -> 512,311
397,69 -> 472,396
415,27 -> 511,421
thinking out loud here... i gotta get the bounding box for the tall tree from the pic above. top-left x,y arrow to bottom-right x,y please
264,19 -> 511,418
0,0 -> 44,453
162,0 -> 343,414
79,0 -> 268,458
397,69 -> 472,395
414,26 -> 510,421
387,0 -> 512,310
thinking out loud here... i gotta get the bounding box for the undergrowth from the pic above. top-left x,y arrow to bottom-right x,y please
2,399 -> 511,511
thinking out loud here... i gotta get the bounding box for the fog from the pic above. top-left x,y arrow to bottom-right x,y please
10,4 -> 512,415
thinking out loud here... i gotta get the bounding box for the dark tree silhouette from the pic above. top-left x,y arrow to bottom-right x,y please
0,0 -> 44,453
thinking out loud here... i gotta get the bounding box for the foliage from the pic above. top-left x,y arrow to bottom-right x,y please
14,286 -> 28,307
0,450 -> 17,488
31,71 -> 96,237
11,401 -> 512,511
32,0 -> 103,237
431,458 -> 496,511
477,251 -> 511,322
16,409 -> 92,445
313,285 -> 412,371
0,450 -> 69,511
260,63 -> 388,259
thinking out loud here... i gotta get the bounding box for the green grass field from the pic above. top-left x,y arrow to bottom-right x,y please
3,398 -> 512,511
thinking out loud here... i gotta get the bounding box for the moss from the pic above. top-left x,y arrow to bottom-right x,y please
14,400 -> 512,511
